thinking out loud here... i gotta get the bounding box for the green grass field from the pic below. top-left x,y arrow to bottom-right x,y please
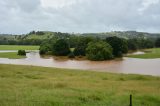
127,48 -> 160,59
0,45 -> 39,50
0,52 -> 26,59
0,64 -> 159,106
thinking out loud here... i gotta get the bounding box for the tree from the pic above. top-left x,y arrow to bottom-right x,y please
52,39 -> 70,56
28,31 -> 36,35
39,42 -> 51,55
36,31 -> 45,35
155,38 -> 160,47
137,38 -> 154,49
106,36 -> 128,57
39,37 -> 59,55
143,39 -> 154,48
86,41 -> 113,61
127,39 -> 138,50
18,50 -> 26,55
74,36 -> 95,56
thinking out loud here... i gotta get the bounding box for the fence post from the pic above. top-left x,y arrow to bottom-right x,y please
129,94 -> 132,106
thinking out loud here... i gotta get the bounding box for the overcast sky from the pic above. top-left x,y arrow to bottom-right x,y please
0,0 -> 160,34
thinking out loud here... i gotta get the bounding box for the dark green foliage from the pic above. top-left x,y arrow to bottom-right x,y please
106,36 -> 128,57
68,52 -> 75,58
86,41 -> 113,61
36,31 -> 45,35
0,39 -> 43,45
144,39 -> 154,48
139,38 -> 154,49
127,39 -> 138,50
18,39 -> 43,45
155,38 -> 160,47
17,50 -> 26,56
74,37 -> 96,56
67,36 -> 79,48
74,47 -> 86,56
39,43 -> 51,55
52,39 -> 70,56
28,31 -> 36,35
39,36 -> 59,55
54,32 -> 70,38
127,38 -> 155,50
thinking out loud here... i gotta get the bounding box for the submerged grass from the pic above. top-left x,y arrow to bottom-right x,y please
127,48 -> 160,59
0,64 -> 160,106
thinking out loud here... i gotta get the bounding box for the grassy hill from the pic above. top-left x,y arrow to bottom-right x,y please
24,31 -> 54,40
0,31 -> 54,41
1,31 -> 160,42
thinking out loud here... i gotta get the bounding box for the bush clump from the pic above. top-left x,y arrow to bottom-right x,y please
86,41 -> 113,61
52,39 -> 71,56
106,36 -> 128,57
18,50 -> 26,56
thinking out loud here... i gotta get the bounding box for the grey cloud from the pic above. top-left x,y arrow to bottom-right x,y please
0,0 -> 160,34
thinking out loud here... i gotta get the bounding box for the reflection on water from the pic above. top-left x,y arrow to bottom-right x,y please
0,51 -> 160,76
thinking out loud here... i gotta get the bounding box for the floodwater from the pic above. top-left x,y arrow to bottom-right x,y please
0,51 -> 160,76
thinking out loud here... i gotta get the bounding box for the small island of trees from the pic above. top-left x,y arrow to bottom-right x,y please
39,32 -> 159,61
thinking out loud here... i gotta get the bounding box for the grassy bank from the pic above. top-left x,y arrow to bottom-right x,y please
0,52 -> 26,59
0,45 -> 39,50
127,48 -> 160,59
0,64 -> 159,106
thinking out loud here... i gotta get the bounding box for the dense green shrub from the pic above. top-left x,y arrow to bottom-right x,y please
74,47 -> 86,56
52,39 -> 70,56
139,39 -> 154,49
127,39 -> 138,50
74,37 -> 96,56
86,41 -> 113,61
106,36 -> 128,57
39,42 -> 52,55
18,50 -> 26,55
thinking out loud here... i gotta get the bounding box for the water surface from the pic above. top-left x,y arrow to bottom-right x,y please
0,51 -> 159,76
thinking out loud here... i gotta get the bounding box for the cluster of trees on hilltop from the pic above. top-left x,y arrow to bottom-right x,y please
28,31 -> 45,35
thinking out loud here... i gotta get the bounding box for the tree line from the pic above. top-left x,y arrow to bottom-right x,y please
39,33 -> 160,61
0,39 -> 43,45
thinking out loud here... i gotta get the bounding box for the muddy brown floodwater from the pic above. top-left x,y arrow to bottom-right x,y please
0,51 -> 160,76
